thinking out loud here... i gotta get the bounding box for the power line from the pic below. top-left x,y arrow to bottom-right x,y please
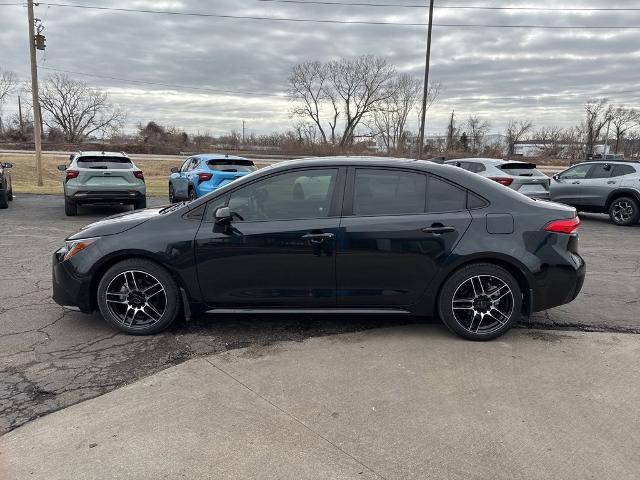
40,66 -> 287,99
17,3 -> 640,29
255,0 -> 640,11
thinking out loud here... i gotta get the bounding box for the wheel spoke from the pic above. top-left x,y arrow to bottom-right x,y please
125,271 -> 138,291
471,276 -> 484,296
143,302 -> 162,320
106,292 -> 127,304
489,308 -> 508,325
144,282 -> 164,299
123,306 -> 135,327
453,298 -> 474,310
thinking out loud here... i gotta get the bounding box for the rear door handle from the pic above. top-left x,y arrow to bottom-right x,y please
572,181 -> 581,184
421,226 -> 456,234
301,233 -> 335,243
607,181 -> 616,185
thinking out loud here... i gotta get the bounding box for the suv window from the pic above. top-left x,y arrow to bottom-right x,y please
207,160 -> 257,172
587,163 -> 612,179
76,156 -> 133,170
227,169 -> 337,221
353,169 -> 427,216
559,164 -> 592,180
180,158 -> 193,172
428,176 -> 467,212
611,164 -> 635,177
467,162 -> 486,173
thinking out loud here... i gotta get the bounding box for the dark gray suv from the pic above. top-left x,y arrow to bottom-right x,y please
550,161 -> 640,226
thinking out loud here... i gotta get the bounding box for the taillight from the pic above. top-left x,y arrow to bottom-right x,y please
65,170 -> 79,181
133,170 -> 145,180
489,177 -> 513,187
545,217 -> 581,234
198,172 -> 213,182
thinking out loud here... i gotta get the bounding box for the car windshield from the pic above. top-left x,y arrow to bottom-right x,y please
499,163 -> 545,177
77,157 -> 133,170
207,160 -> 256,172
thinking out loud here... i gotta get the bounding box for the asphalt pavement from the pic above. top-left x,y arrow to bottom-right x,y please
0,194 -> 638,435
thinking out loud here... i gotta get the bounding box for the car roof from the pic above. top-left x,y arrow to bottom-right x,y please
73,151 -> 130,158
575,160 -> 638,166
194,153 -> 250,161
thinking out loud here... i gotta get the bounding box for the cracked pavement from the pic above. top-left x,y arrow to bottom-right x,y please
1,194 -> 639,435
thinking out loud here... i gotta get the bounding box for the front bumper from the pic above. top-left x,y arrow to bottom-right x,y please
71,190 -> 144,204
51,251 -> 94,313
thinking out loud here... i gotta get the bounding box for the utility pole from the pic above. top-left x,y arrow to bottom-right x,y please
242,120 -> 245,145
417,0 -> 435,159
27,0 -> 43,186
18,95 -> 24,133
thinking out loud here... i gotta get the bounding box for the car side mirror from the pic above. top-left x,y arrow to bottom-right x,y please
57,164 -> 67,172
2,162 -> 13,168
552,174 -> 559,181
170,167 -> 180,173
215,206 -> 232,224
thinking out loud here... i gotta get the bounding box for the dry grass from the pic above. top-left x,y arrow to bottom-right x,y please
1,153 -> 270,197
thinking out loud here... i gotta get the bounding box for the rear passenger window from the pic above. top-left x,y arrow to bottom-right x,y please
588,164 -> 612,179
611,165 -> 635,177
353,169 -> 427,215
427,176 -> 467,212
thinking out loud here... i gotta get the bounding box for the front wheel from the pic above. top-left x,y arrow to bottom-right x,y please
169,183 -> 176,204
438,263 -> 522,341
0,189 -> 7,209
609,197 -> 639,226
7,189 -> 13,201
96,259 -> 180,335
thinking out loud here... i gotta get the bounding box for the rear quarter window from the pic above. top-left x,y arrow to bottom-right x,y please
207,160 -> 257,172
77,157 -> 133,170
611,165 -> 635,177
427,176 -> 467,212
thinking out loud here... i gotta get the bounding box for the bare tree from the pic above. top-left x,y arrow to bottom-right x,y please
446,110 -> 457,151
465,115 -> 490,153
583,98 -> 612,157
534,126 -> 566,157
288,61 -> 330,144
611,106 -> 639,153
505,119 -> 534,155
37,73 -> 124,143
328,55 -> 396,147
0,68 -> 16,105
371,74 -> 425,153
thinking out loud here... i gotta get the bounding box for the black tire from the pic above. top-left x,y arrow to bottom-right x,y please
438,263 -> 522,341
169,183 -> 177,203
134,197 -> 147,210
0,189 -> 7,209
7,189 -> 13,201
64,196 -> 78,216
96,258 -> 181,335
608,196 -> 640,226
188,187 -> 197,201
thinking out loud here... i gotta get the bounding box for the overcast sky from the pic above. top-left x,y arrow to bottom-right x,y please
1,0 -> 639,137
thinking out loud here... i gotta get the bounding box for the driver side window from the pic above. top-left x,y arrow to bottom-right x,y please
559,164 -> 592,180
227,169 -> 338,222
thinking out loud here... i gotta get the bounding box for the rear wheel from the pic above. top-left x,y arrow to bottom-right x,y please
64,196 -> 78,216
97,259 -> 180,335
188,187 -> 197,201
609,197 -> 639,226
438,263 -> 522,341
0,189 -> 7,209
169,183 -> 176,203
7,188 -> 13,201
134,197 -> 147,210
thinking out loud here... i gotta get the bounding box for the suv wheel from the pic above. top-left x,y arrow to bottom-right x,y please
97,259 -> 181,335
609,197 -> 639,226
0,189 -> 8,209
64,196 -> 78,216
7,188 -> 13,201
438,263 -> 522,341
134,197 -> 147,210
188,187 -> 197,201
169,183 -> 176,203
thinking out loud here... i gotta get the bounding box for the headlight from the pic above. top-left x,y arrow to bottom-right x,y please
59,237 -> 100,262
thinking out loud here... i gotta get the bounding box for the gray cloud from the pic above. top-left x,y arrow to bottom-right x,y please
1,0 -> 639,136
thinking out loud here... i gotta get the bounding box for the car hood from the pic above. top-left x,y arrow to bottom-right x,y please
67,206 -> 167,240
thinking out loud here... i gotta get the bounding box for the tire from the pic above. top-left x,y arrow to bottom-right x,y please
608,196 -> 640,226
64,196 -> 78,216
169,183 -> 176,203
438,263 -> 522,341
0,189 -> 7,209
96,258 -> 181,335
188,187 -> 197,201
7,189 -> 13,201
134,197 -> 147,210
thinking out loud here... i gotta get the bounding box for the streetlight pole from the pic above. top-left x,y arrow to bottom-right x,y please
417,0 -> 435,159
27,0 -> 43,186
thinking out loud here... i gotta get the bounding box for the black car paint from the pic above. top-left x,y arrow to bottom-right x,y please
52,158 -> 585,320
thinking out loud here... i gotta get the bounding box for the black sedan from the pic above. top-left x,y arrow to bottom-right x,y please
0,161 -> 13,209
52,157 -> 585,341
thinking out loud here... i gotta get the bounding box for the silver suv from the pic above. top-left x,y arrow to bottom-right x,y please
550,161 -> 640,226
58,151 -> 146,216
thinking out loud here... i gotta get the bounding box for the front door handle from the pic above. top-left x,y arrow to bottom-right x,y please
607,180 -> 616,185
421,225 -> 456,234
301,232 -> 335,243
572,181 -> 581,184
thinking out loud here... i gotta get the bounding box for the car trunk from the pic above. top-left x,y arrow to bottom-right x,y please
499,162 -> 550,196
76,158 -> 137,189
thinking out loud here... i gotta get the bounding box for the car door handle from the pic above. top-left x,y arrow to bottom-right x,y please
607,181 -> 616,185
572,181 -> 581,184
301,233 -> 335,243
421,225 -> 456,234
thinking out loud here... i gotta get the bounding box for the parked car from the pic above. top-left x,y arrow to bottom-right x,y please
0,161 -> 13,209
169,154 -> 257,202
58,151 -> 146,216
445,158 -> 550,199
52,157 -> 585,341
550,160 -> 640,226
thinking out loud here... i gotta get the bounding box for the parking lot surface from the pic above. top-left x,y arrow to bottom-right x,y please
1,194 -> 639,434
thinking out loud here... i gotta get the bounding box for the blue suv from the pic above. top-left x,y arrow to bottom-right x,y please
169,154 -> 257,202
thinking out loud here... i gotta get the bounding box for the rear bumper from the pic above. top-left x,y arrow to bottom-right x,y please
532,252 -> 586,312
70,190 -> 144,204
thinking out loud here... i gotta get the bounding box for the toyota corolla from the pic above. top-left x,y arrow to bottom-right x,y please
52,157 -> 585,341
